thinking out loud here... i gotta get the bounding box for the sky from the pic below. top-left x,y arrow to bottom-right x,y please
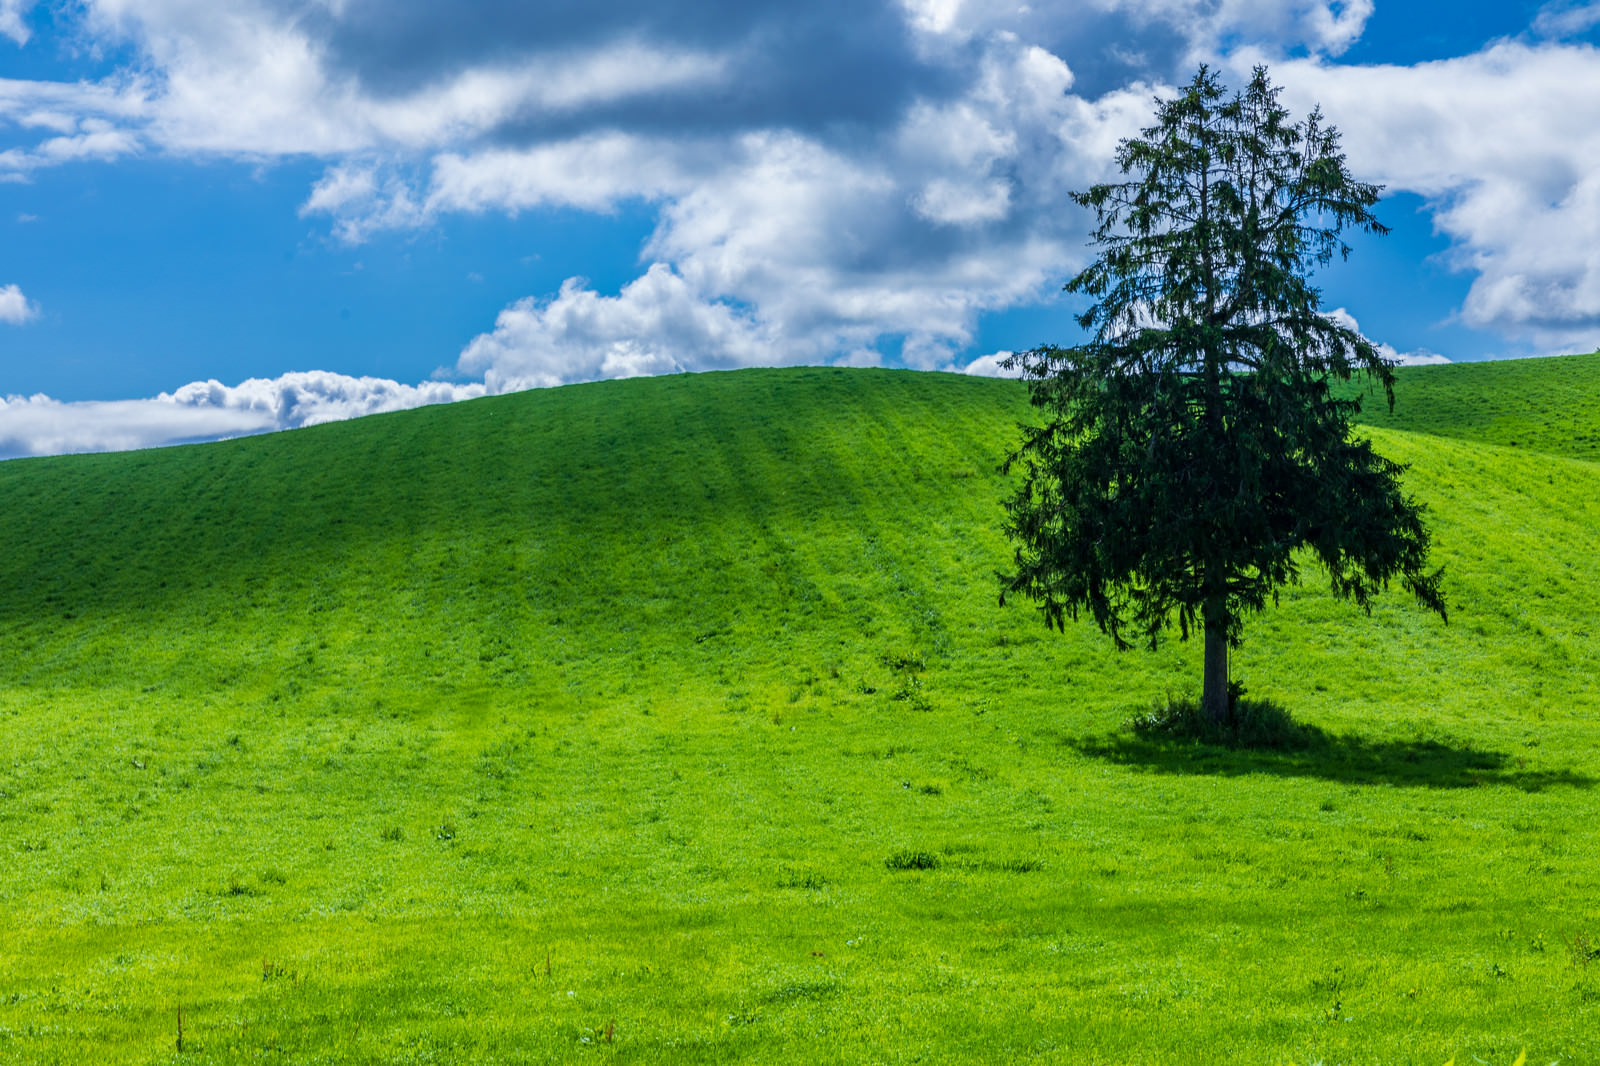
3,0 -> 1600,458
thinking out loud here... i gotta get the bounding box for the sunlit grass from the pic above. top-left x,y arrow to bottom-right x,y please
0,361 -> 1597,1062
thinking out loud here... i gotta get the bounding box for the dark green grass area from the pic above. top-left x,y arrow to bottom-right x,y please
1,364 -> 1598,1064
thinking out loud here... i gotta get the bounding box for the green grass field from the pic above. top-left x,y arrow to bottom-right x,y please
2,355 -> 1598,1064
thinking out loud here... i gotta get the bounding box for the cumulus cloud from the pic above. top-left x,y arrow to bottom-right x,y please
441,33 -> 1155,386
0,282 -> 37,323
458,264 -> 775,390
1268,43 -> 1600,354
0,371 -> 484,459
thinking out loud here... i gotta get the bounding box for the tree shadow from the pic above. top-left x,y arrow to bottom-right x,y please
1071,701 -> 1595,792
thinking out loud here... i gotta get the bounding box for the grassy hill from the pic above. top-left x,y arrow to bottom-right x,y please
1354,350 -> 1600,459
1,357 -> 1598,1063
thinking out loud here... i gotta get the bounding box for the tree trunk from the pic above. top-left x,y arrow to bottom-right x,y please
1201,602 -> 1230,725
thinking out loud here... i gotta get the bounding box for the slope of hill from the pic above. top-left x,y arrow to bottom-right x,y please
1355,349 -> 1600,459
0,363 -> 1596,1064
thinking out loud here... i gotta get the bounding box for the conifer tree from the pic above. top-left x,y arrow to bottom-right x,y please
1001,66 -> 1446,724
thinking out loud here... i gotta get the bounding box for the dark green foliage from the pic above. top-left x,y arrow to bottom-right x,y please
884,849 -> 939,871
1127,693 -> 1319,750
1003,66 -> 1445,722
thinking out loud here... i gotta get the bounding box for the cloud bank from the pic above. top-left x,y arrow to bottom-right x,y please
0,371 -> 484,459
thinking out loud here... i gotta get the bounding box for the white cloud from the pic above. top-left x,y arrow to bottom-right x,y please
1324,308 -> 1450,366
1201,0 -> 1372,55
0,72 -> 151,124
17,110 -> 80,133
322,42 -> 726,154
365,42 -> 728,133
0,282 -> 37,323
0,119 -> 141,172
303,134 -> 710,242
834,348 -> 886,368
898,0 -> 966,38
630,45 -> 1149,371
961,350 -> 1024,377
427,134 -> 700,216
0,0 -> 31,46
901,0 -> 1373,60
299,162 -> 426,243
0,78 -> 151,177
0,370 -> 484,459
913,177 -> 1012,225
20,2 -> 727,158
164,370 -> 485,427
1392,350 -> 1452,367
458,264 -> 778,391
439,32 -> 1153,384
1269,43 -> 1600,353
299,161 -> 376,214
1534,1 -> 1600,38
0,393 -> 269,457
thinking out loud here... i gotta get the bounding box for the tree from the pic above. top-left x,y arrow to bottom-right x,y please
999,65 -> 1446,725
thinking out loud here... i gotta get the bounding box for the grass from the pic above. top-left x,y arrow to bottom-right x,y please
1349,349 -> 1600,459
1125,693 -> 1325,750
0,358 -> 1597,1062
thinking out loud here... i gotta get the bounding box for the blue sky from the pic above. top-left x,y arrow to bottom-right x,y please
3,0 -> 1600,456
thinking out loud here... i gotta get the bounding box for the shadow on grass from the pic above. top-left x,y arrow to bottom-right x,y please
1071,697 -> 1595,792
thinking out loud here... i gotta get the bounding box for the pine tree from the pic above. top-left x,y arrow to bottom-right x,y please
1001,66 -> 1446,724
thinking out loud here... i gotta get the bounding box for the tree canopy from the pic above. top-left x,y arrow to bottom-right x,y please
1000,65 -> 1446,724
